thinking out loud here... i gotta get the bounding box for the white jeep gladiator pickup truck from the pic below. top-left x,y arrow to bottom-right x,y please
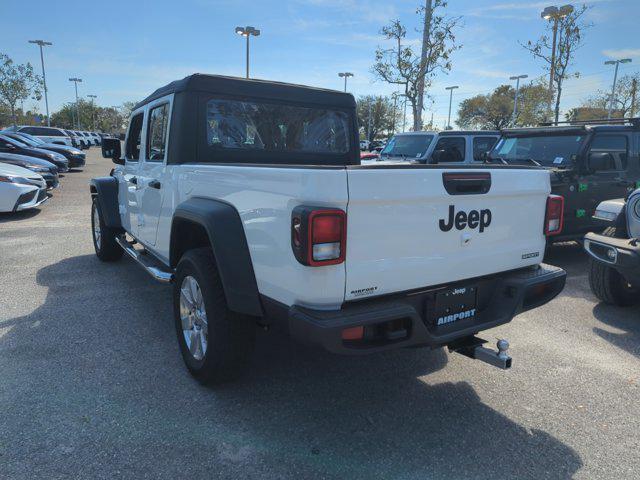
91,74 -> 566,384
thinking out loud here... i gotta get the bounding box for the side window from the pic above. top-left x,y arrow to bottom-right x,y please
125,113 -> 144,161
473,136 -> 498,161
146,103 -> 169,162
434,136 -> 465,162
49,128 -> 63,136
589,135 -> 628,171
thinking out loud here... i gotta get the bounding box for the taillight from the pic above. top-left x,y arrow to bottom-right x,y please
545,195 -> 564,236
291,207 -> 346,266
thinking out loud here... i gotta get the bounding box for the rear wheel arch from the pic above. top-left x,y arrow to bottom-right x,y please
169,198 -> 263,317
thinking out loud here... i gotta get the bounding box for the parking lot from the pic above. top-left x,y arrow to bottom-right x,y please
0,148 -> 638,479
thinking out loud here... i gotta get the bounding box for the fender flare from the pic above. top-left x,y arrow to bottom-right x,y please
89,177 -> 122,229
170,197 -> 263,317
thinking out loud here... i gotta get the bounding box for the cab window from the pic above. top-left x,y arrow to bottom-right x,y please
588,135 -> 628,171
125,113 -> 144,161
433,136 -> 465,162
146,103 -> 169,162
473,136 -> 498,161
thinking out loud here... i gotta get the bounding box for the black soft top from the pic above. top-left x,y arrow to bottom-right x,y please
134,74 -> 359,166
135,73 -> 356,111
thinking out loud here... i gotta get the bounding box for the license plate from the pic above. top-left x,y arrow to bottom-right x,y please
432,285 -> 477,326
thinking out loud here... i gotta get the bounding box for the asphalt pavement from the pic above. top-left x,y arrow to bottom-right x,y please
1,149 -> 639,479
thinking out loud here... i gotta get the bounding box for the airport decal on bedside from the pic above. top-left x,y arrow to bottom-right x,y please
350,286 -> 378,297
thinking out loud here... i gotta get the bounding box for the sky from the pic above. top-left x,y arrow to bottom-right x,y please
4,0 -> 640,128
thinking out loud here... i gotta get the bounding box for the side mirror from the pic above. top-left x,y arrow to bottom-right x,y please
587,152 -> 615,172
479,151 -> 489,162
102,137 -> 123,164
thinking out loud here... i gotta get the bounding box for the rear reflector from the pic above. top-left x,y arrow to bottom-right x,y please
545,195 -> 564,236
291,207 -> 346,266
342,326 -> 364,341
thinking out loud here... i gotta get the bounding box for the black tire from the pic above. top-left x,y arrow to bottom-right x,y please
588,227 -> 639,307
173,247 -> 255,385
91,198 -> 123,262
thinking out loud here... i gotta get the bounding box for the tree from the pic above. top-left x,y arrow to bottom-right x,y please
521,5 -> 591,123
0,53 -> 42,125
568,73 -> 640,121
373,0 -> 460,131
456,83 -> 549,130
356,95 -> 401,141
50,99 -> 128,132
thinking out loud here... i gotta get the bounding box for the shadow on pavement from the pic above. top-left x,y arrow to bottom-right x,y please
0,254 -> 583,479
0,208 -> 42,223
592,302 -> 640,358
545,241 -> 588,277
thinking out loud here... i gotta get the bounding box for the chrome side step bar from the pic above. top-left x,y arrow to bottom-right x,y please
448,336 -> 512,370
115,235 -> 174,284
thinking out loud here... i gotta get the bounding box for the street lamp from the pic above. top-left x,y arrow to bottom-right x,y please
87,94 -> 97,130
68,77 -> 82,129
445,85 -> 459,130
509,74 -> 528,121
605,58 -> 632,119
540,5 -> 574,93
338,72 -> 354,92
235,26 -> 260,79
28,40 -> 52,126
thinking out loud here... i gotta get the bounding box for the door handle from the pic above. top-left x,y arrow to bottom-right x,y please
149,179 -> 161,189
129,176 -> 138,185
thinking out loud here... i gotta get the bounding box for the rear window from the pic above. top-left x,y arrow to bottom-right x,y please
205,99 -> 350,155
380,134 -> 434,159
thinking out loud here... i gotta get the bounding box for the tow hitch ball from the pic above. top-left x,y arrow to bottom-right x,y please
448,336 -> 512,370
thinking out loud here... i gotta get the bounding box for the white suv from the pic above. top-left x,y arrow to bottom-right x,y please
377,130 -> 500,164
16,126 -> 73,147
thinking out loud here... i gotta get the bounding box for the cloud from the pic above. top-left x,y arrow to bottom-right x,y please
467,0 -> 618,20
602,48 -> 640,60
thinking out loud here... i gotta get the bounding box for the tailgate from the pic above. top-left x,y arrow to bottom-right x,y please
345,167 -> 550,301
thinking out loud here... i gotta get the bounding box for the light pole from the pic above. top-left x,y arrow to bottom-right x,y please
605,58 -> 632,119
541,4 -> 574,120
445,85 -> 459,130
87,94 -> 97,130
235,26 -> 260,79
510,74 -> 528,122
68,77 -> 82,129
28,40 -> 52,126
338,72 -> 354,92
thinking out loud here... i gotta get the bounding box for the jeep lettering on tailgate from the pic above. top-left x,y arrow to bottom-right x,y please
439,205 -> 492,233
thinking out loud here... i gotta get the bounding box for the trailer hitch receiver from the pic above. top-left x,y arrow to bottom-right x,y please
448,336 -> 512,370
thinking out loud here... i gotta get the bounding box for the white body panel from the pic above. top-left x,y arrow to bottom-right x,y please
152,165 -> 349,309
344,168 -> 550,300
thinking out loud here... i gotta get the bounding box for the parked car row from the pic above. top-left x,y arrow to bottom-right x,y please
13,125 -> 103,150
0,127 -> 92,213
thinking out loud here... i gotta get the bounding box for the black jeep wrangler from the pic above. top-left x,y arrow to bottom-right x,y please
489,119 -> 640,243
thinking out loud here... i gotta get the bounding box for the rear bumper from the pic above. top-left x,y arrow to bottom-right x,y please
584,233 -> 640,284
284,264 -> 566,355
